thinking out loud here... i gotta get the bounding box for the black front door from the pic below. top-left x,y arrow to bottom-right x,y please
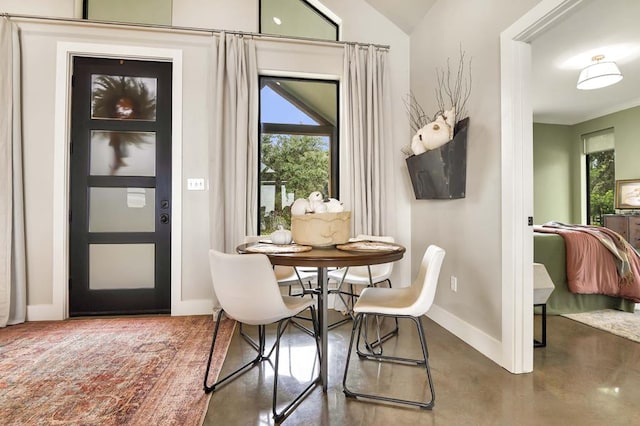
69,57 -> 172,316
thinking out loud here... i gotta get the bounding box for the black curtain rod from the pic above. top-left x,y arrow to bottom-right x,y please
0,12 -> 390,50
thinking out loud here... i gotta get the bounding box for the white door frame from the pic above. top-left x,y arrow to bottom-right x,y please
41,42 -> 186,320
500,0 -> 583,373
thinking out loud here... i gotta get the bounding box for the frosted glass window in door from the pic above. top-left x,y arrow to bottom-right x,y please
89,187 -> 155,232
90,131 -> 156,176
91,75 -> 157,120
89,244 -> 155,289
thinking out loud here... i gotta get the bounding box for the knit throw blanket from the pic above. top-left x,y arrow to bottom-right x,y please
541,222 -> 634,285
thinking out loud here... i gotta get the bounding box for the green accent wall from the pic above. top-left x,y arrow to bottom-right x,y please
534,105 -> 640,225
533,123 -> 574,224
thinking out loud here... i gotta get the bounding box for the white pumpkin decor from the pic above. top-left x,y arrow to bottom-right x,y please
289,192 -> 349,246
324,198 -> 344,213
410,133 -> 427,156
441,106 -> 456,139
270,225 -> 292,245
310,200 -> 327,213
403,48 -> 471,157
290,198 -> 311,216
290,192 -> 345,216
403,49 -> 471,200
415,116 -> 451,152
308,191 -> 323,202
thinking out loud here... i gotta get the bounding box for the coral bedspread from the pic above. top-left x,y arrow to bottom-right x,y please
534,223 -> 640,303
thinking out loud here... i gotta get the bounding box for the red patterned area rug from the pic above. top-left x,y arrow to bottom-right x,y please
0,315 -> 235,425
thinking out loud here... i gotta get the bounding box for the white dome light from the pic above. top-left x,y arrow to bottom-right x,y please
577,55 -> 623,90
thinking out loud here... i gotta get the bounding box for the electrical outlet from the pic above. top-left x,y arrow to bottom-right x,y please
187,178 -> 206,191
450,276 -> 458,292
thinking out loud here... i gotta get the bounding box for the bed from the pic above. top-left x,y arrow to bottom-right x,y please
533,225 -> 637,315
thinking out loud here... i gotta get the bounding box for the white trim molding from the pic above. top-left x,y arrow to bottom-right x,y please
428,305 -> 503,365
500,0 -> 583,373
42,41 -> 184,320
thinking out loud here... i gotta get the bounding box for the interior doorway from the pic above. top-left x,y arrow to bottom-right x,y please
500,0 -> 585,373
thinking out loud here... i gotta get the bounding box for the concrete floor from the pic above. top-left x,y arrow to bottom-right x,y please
203,312 -> 640,425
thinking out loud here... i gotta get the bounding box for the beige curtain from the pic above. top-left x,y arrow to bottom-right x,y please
208,32 -> 258,254
343,44 -> 392,236
0,17 -> 27,327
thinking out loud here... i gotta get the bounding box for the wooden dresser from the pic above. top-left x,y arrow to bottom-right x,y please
603,214 -> 640,250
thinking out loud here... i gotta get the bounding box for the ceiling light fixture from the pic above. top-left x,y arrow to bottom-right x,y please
577,54 -> 623,90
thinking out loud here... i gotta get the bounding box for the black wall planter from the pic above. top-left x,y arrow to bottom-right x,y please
405,117 -> 469,200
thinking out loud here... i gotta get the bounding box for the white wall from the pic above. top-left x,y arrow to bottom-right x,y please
172,0 -> 256,32
2,1 -> 411,317
409,0 -> 540,349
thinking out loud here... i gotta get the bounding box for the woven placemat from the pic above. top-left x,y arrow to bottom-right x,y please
245,243 -> 312,254
336,241 -> 403,252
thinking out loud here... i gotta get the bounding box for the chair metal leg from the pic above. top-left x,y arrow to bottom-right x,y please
328,269 -> 355,330
291,317 -> 316,337
343,313 -> 435,410
272,306 -> 321,423
289,272 -> 319,335
203,306 -> 320,422
293,269 -> 313,297
361,314 -> 400,355
290,292 -> 319,337
328,275 -> 400,343
367,279 -> 399,352
204,310 -> 264,393
239,322 -> 283,359
359,278 -> 398,354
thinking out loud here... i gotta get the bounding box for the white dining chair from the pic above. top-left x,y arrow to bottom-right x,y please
342,244 -> 445,410
328,234 -> 398,338
242,236 -> 318,339
203,250 -> 320,423
245,236 -> 317,296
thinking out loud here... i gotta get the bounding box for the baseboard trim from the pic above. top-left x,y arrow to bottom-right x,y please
27,304 -> 63,321
25,299 -> 213,321
171,299 -> 213,316
427,304 -> 503,368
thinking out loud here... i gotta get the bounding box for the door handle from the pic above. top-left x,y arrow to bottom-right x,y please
160,213 -> 170,224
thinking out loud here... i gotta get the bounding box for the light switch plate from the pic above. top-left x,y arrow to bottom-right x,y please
187,178 -> 205,191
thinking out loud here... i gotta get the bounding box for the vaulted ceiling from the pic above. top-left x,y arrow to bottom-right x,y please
363,0 -> 436,34
365,0 -> 640,125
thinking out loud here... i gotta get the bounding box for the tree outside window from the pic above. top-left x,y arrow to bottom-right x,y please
259,77 -> 338,234
587,149 -> 615,225
260,133 -> 329,233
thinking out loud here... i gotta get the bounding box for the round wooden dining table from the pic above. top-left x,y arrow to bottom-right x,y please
236,241 -> 405,391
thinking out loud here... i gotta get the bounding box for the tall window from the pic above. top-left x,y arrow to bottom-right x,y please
584,129 -> 615,225
83,0 -> 172,25
259,76 -> 338,234
259,0 -> 339,41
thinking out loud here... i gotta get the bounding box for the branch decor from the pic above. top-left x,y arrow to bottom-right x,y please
404,47 -> 472,199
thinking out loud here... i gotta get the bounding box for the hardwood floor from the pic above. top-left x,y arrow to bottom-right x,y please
204,312 -> 640,425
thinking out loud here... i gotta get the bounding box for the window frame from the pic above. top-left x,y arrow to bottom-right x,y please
257,75 -> 339,234
258,0 -> 340,41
